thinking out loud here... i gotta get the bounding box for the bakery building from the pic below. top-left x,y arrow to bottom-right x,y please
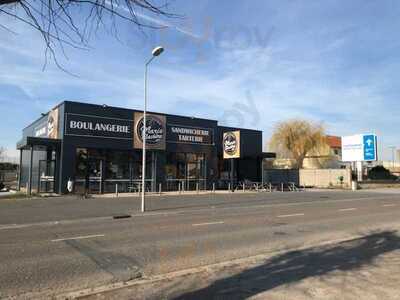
17,101 -> 274,194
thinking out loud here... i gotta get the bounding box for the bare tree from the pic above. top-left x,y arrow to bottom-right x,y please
269,119 -> 327,169
0,1 -> 177,70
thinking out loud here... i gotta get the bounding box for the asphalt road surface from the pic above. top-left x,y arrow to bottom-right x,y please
0,190 -> 400,299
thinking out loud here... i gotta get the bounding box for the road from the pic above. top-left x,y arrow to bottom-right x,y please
0,190 -> 399,299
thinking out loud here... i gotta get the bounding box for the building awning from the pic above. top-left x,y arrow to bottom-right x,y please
259,152 -> 276,159
17,137 -> 61,150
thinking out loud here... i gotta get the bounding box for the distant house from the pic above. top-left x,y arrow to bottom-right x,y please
303,135 -> 343,169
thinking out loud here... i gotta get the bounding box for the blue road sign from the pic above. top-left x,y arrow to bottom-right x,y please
363,134 -> 377,161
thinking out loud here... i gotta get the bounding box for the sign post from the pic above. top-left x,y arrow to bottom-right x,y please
230,159 -> 234,192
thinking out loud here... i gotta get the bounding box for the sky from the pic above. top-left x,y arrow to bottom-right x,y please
1,0 -> 400,161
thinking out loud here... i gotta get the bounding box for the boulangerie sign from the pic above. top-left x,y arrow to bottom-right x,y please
65,113 -> 133,140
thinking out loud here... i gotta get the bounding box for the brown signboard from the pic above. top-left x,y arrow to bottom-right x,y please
223,131 -> 241,159
47,107 -> 59,139
133,112 -> 166,150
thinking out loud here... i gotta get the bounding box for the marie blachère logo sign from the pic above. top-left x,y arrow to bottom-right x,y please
133,112 -> 166,150
223,131 -> 241,159
65,113 -> 132,139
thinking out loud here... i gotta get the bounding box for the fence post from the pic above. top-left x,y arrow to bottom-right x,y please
115,184 -> 118,197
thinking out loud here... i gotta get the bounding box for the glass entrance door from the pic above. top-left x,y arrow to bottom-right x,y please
38,160 -> 55,193
74,148 -> 104,194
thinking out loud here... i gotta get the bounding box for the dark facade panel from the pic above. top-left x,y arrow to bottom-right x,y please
217,126 -> 263,158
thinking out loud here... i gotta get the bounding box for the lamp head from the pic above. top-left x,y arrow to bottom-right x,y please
152,46 -> 164,57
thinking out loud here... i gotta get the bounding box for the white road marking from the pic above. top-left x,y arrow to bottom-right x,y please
51,234 -> 105,242
338,208 -> 357,212
192,221 -> 224,227
276,213 -> 305,218
0,224 -> 32,230
383,204 -> 396,207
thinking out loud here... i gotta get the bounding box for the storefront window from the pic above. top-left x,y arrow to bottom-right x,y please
131,151 -> 153,180
165,153 -> 177,180
75,148 -> 88,180
165,152 -> 206,182
105,151 -> 130,180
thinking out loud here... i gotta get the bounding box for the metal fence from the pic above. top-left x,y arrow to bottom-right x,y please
0,171 -> 17,183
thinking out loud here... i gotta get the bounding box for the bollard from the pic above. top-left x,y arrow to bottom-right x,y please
281,182 -> 284,192
243,183 -> 245,193
269,183 -> 272,193
159,183 -> 162,196
213,183 -> 215,193
115,183 -> 118,197
228,183 -> 231,192
196,182 -> 199,194
178,182 -> 181,194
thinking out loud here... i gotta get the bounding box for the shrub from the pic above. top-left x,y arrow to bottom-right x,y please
368,166 -> 397,180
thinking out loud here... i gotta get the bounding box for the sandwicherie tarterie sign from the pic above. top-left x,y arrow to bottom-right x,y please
167,124 -> 214,145
65,113 -> 133,139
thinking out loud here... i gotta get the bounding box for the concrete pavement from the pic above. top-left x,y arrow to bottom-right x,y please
0,190 -> 399,299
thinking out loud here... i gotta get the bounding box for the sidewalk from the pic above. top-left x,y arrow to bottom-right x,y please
94,189 -> 274,198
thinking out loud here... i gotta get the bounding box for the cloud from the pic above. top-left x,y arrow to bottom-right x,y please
1,0 -> 400,161
105,0 -> 203,40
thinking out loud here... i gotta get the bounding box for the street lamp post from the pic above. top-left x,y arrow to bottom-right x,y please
389,146 -> 396,168
142,46 -> 164,213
